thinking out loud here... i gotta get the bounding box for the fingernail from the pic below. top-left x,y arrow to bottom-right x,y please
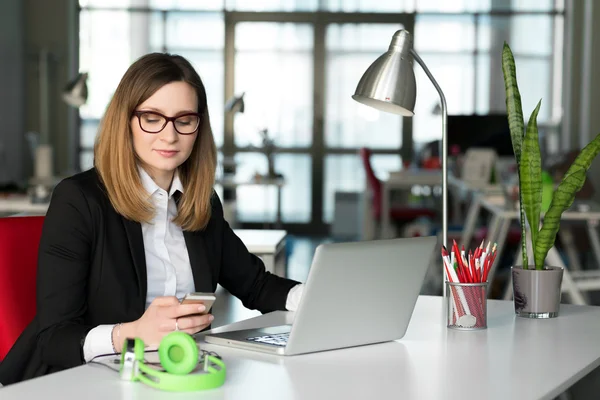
208,315 -> 214,321
198,305 -> 206,312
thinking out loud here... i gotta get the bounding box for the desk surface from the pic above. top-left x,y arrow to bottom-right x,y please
448,174 -> 505,195
386,169 -> 442,186
0,195 -> 48,214
481,197 -> 600,220
216,176 -> 285,188
3,296 -> 600,400
233,229 -> 286,254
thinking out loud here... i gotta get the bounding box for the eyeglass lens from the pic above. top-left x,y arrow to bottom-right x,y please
139,112 -> 199,134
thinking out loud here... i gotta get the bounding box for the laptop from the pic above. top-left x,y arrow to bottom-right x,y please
204,236 -> 438,356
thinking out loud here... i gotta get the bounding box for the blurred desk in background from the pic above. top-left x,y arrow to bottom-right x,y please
216,175 -> 285,228
234,229 -> 287,276
0,194 -> 48,216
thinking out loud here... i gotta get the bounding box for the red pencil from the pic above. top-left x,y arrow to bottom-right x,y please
483,248 -> 497,282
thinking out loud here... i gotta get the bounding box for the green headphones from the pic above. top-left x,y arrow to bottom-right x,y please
119,331 -> 226,392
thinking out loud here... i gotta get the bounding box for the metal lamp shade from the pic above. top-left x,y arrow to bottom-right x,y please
352,30 -> 417,116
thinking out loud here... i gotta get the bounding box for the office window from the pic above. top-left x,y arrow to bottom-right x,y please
164,12 -> 224,49
231,153 -> 311,223
79,0 -> 133,7
322,0 -> 414,12
323,23 -> 405,224
275,154 -> 312,222
325,23 -> 404,149
79,10 -> 154,122
412,11 -> 557,147
233,152 -> 277,222
414,15 -> 475,53
414,0 -> 559,12
412,54 -> 475,145
226,0 -> 317,11
477,14 -> 554,120
412,15 -> 475,148
233,22 -> 313,223
150,0 -> 224,10
234,23 -> 313,149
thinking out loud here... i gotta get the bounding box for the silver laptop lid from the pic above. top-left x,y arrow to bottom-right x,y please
285,236 -> 438,355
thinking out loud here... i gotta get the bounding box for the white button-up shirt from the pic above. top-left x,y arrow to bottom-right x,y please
138,167 -> 195,309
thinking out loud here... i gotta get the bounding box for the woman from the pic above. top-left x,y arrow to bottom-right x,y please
0,53 -> 303,385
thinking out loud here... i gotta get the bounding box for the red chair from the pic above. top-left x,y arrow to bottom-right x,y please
359,148 -> 437,235
0,216 -> 45,361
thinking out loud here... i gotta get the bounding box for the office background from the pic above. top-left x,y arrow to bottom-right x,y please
4,0 -> 599,236
3,2 -> 600,397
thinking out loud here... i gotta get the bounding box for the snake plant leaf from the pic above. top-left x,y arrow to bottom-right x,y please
502,42 -> 528,267
535,132 -> 600,269
502,42 -> 525,162
519,100 -> 542,262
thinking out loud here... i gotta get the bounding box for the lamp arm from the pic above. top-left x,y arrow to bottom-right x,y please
410,49 -> 449,283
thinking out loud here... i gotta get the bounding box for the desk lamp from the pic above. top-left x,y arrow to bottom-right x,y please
352,29 -> 448,281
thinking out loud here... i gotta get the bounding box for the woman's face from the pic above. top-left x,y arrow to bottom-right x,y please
131,81 -> 199,180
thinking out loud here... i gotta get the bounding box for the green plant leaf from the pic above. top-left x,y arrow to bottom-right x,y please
519,100 -> 542,267
502,42 -> 528,268
502,43 -> 525,163
535,132 -> 600,268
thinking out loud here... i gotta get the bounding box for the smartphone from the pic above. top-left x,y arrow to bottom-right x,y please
180,292 -> 216,315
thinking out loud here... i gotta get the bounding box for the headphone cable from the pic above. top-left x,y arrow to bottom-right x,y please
88,349 -> 161,372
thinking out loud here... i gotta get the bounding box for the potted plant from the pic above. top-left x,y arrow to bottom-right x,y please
502,42 -> 600,318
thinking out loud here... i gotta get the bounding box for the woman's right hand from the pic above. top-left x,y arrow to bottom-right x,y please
114,296 -> 214,351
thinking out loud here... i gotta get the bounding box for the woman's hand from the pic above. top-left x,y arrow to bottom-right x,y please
113,296 -> 214,351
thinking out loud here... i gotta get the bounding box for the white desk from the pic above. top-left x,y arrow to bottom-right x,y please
233,229 -> 287,276
216,176 -> 285,228
0,195 -> 48,215
477,198 -> 600,305
3,296 -> 600,400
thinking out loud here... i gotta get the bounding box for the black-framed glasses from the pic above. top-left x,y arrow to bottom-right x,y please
133,110 -> 201,135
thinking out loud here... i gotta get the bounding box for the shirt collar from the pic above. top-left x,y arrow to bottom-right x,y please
138,165 -> 184,198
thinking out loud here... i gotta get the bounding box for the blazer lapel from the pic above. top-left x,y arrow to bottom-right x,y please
122,218 -> 148,302
183,230 -> 213,292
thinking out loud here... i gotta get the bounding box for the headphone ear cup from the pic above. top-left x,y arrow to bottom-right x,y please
158,332 -> 199,375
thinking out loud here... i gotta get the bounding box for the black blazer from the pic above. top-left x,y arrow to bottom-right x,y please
0,168 -> 299,385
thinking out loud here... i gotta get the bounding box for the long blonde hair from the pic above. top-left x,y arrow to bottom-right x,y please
94,53 -> 217,231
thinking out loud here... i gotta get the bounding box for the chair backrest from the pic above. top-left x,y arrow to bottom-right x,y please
0,216 -> 45,360
359,148 -> 382,217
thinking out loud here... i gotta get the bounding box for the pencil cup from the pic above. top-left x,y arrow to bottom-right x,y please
446,281 -> 488,330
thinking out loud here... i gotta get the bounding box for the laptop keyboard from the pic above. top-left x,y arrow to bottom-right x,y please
246,332 -> 290,347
